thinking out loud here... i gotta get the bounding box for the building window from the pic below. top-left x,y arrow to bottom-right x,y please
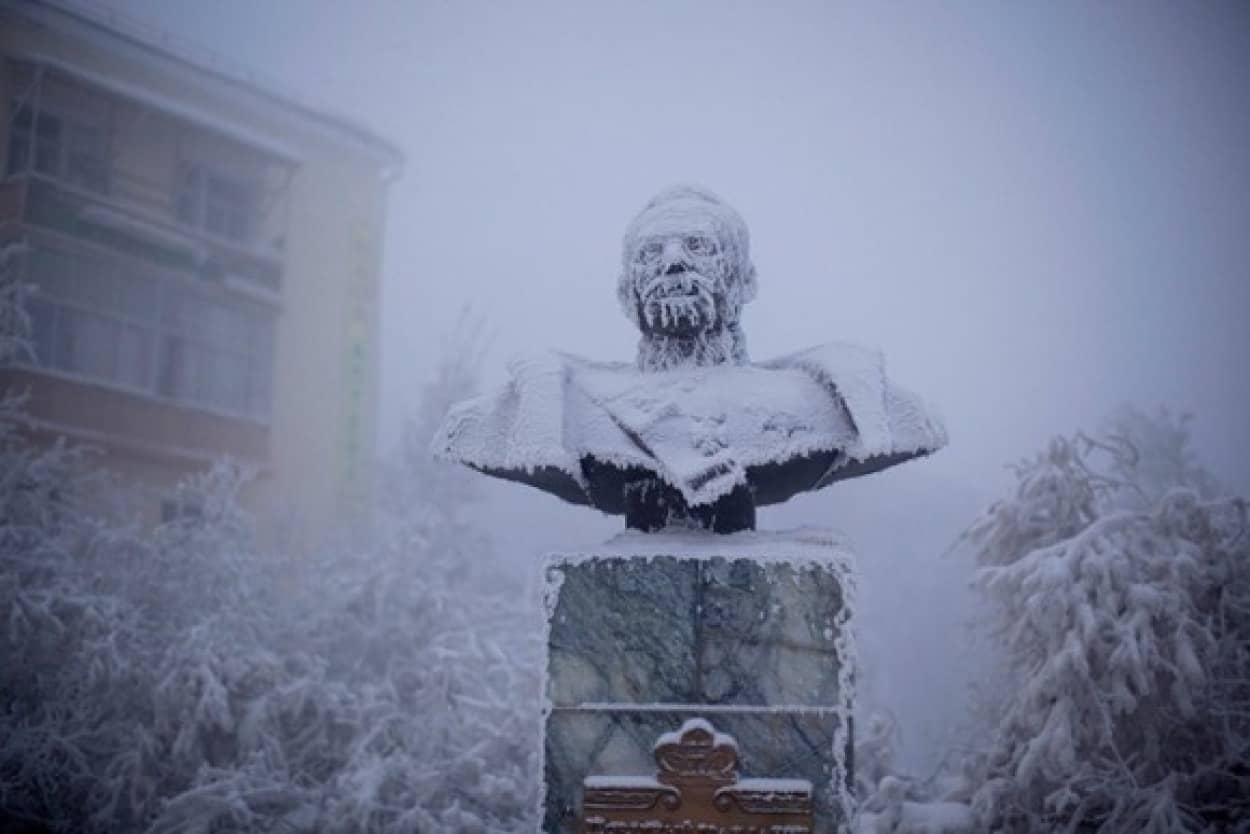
6,102 -> 109,193
156,284 -> 271,418
160,496 -> 204,524
23,243 -> 273,421
174,162 -> 255,243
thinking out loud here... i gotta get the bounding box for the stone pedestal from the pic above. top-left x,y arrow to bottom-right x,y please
541,528 -> 855,834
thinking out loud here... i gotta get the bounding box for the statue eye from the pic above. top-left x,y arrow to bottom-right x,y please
638,241 -> 663,262
685,235 -> 715,255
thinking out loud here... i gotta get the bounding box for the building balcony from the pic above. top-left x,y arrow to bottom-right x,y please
4,366 -> 270,470
1,219 -> 276,471
3,55 -> 298,298
0,173 -> 284,300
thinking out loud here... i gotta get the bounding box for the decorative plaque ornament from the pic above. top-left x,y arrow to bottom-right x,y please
581,718 -> 813,834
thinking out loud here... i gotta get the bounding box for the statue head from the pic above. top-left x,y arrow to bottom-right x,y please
618,186 -> 758,371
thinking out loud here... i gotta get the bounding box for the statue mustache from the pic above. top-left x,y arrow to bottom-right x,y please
639,269 -> 715,300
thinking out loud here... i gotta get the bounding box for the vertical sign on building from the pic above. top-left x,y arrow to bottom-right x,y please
339,215 -> 374,512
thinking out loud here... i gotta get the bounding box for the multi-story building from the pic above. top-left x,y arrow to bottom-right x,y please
0,0 -> 403,533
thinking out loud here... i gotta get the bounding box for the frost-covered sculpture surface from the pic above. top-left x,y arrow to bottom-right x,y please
434,186 -> 946,532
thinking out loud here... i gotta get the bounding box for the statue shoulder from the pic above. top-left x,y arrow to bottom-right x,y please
432,348 -> 581,474
503,349 -> 632,382
760,341 -> 885,379
432,349 -> 641,478
761,341 -> 947,461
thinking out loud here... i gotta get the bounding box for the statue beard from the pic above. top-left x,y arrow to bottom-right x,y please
638,270 -> 717,336
633,269 -> 749,372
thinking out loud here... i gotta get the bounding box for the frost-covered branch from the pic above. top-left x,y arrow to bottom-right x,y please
0,304 -> 542,833
957,408 -> 1249,833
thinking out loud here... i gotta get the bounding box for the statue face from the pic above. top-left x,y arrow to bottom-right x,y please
628,214 -> 730,338
623,198 -> 744,338
618,187 -> 758,369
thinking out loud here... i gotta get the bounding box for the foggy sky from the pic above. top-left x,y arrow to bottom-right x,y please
113,0 -> 1250,495
110,0 -> 1250,771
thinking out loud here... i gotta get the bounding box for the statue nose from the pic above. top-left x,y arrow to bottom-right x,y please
661,239 -> 690,274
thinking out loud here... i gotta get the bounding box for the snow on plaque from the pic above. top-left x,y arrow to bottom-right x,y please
434,185 -> 946,534
581,718 -> 813,834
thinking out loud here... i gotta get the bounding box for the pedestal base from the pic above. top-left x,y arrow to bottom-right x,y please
540,528 -> 856,834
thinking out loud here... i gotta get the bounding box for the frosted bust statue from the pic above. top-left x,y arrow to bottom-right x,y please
434,186 -> 946,532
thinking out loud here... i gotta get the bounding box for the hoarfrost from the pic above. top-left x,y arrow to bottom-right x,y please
540,530 -> 858,830
0,309 -> 544,834
435,345 -> 945,510
954,409 -> 1250,832
434,186 -> 947,522
618,185 -> 756,372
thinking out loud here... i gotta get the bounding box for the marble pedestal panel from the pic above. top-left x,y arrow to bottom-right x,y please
541,528 -> 855,834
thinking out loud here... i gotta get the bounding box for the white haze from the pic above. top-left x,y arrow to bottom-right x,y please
114,0 -> 1250,773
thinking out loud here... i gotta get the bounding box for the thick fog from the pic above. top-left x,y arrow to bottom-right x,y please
114,0 -> 1250,773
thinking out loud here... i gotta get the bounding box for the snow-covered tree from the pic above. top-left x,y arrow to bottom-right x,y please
961,407 -> 1249,833
0,282 -> 539,832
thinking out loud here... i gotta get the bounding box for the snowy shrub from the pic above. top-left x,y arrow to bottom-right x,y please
960,407 -> 1250,833
0,301 -> 541,833
855,710 -> 904,803
854,710 -> 976,834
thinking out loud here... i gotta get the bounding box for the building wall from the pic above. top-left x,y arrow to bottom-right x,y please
0,3 -> 396,536
267,148 -> 387,533
0,48 -> 12,177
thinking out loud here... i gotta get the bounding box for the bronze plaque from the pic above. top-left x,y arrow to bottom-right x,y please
581,718 -> 814,834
